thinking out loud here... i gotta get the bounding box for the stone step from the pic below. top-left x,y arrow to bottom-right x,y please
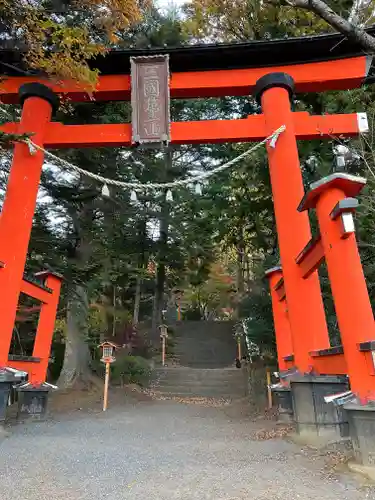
175,336 -> 234,342
153,367 -> 245,377
166,363 -> 237,369
150,367 -> 248,399
167,320 -> 237,369
174,338 -> 235,345
175,341 -> 234,345
151,387 -> 247,398
153,374 -> 245,383
154,371 -> 245,380
153,381 -> 245,390
174,352 -> 235,358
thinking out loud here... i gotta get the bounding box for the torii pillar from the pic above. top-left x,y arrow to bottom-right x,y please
265,266 -> 293,372
255,74 -> 330,373
0,83 -> 59,366
299,173 -> 375,401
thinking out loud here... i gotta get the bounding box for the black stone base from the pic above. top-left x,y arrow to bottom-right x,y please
0,382 -> 11,422
345,403 -> 375,466
290,375 -> 349,440
272,386 -> 294,423
17,387 -> 50,422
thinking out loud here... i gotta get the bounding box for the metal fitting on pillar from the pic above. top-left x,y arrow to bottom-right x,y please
330,197 -> 359,239
19,82 -> 60,114
254,73 -> 295,105
298,173 -> 366,213
298,174 -> 364,242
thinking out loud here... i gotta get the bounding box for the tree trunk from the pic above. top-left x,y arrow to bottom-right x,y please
235,227 -> 245,319
133,275 -> 142,326
57,200 -> 99,390
268,0 -> 375,53
57,284 -> 95,389
152,253 -> 167,331
236,247 -> 245,294
152,151 -> 171,333
244,253 -> 251,288
133,218 -> 147,326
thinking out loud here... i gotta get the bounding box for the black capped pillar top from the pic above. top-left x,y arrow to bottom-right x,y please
18,82 -> 59,114
254,72 -> 295,105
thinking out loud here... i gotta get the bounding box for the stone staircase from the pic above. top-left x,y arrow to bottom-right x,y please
150,321 -> 248,400
173,320 -> 237,368
151,366 -> 248,399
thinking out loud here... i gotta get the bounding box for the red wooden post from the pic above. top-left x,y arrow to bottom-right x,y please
0,83 -> 58,365
265,266 -> 293,372
300,174 -> 375,401
255,74 -> 330,373
30,271 -> 63,384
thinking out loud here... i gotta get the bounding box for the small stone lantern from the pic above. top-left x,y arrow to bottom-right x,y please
98,341 -> 119,411
99,341 -> 118,363
159,325 -> 168,367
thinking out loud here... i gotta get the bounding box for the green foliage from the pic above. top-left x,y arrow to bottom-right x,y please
182,261 -> 235,319
183,0 -> 330,42
111,354 -> 151,385
53,318 -> 67,341
239,283 -> 276,356
93,354 -> 151,386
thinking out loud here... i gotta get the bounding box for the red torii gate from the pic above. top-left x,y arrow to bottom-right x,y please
0,35 -> 372,400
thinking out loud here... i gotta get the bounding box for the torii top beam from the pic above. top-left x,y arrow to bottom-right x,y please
0,30 -> 373,103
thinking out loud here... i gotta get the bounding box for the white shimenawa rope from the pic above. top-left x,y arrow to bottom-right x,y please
23,125 -> 286,191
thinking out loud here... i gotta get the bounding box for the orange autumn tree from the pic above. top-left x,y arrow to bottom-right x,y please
183,262 -> 236,320
0,0 -> 149,88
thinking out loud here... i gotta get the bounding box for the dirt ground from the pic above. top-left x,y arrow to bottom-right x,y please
1,387 -> 375,500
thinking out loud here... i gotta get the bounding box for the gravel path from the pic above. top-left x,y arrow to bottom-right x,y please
0,399 -> 374,500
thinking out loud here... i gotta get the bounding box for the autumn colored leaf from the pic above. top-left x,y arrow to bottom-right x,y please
0,0 -> 150,88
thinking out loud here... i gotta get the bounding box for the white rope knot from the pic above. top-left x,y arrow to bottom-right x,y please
26,139 -> 37,156
268,125 -> 286,149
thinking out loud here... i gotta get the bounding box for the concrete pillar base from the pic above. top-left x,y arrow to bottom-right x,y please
0,381 -> 11,423
291,375 -> 349,440
272,386 -> 294,423
345,403 -> 375,466
16,386 -> 50,422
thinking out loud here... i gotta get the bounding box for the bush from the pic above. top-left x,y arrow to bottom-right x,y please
91,354 -> 151,386
112,354 -> 151,386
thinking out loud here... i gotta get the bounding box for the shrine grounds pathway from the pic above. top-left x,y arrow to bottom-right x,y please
1,398 -> 374,500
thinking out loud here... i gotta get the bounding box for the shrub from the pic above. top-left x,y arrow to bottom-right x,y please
112,355 -> 151,386
90,354 -> 152,386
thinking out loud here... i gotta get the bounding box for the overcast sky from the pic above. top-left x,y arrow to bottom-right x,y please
156,0 -> 187,8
